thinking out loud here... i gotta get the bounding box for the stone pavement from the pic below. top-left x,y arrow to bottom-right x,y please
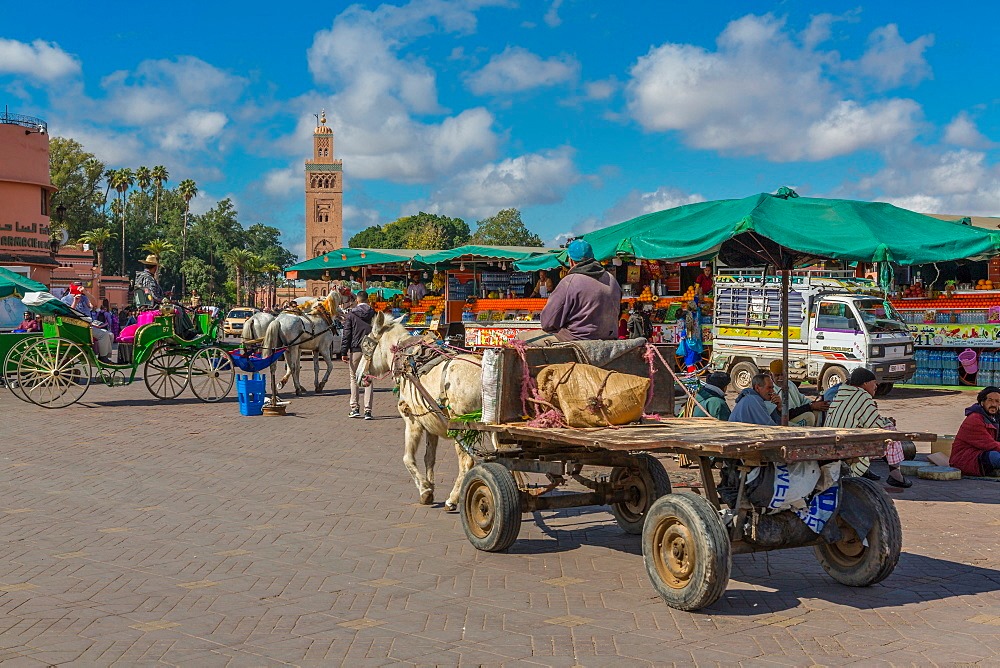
0,370 -> 998,666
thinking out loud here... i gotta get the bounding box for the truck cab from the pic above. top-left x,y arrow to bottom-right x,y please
711,270 -> 916,396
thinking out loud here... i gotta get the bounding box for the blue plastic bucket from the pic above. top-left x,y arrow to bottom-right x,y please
237,373 -> 266,416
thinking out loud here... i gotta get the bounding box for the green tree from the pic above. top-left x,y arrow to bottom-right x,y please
223,248 -> 255,305
141,238 -> 176,260
470,208 -> 543,246
48,138 -> 107,240
78,227 -> 115,278
350,212 -> 469,250
180,257 -> 218,301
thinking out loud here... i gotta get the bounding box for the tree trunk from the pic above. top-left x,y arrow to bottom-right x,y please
120,193 -> 126,277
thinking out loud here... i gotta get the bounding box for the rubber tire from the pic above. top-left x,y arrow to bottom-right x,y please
821,365 -> 849,391
900,440 -> 917,461
813,476 -> 902,587
729,361 -> 759,392
459,462 -> 523,552
610,454 -> 673,534
874,382 -> 894,397
642,492 -> 731,611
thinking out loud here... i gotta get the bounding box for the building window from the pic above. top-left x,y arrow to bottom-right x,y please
41,189 -> 49,216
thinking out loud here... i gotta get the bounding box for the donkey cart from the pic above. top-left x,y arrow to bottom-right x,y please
450,345 -> 911,611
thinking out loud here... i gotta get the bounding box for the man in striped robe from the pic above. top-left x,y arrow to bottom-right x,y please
825,368 -> 910,488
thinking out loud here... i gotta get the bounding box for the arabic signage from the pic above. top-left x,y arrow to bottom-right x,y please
908,323 -> 1000,347
0,221 -> 50,251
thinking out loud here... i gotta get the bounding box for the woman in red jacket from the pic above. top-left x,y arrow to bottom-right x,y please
950,386 -> 1000,476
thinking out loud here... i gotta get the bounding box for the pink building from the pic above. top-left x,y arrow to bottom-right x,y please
0,109 -> 59,284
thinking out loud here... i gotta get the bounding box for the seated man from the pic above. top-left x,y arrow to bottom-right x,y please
768,360 -> 830,426
519,239 -> 622,346
60,284 -> 114,364
950,386 -> 1000,477
15,311 -> 40,333
826,368 -> 909,488
729,373 -> 780,426
687,371 -> 732,420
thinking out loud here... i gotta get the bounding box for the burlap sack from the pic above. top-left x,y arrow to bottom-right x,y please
536,362 -> 650,427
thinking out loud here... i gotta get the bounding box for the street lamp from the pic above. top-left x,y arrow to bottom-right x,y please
49,204 -> 67,255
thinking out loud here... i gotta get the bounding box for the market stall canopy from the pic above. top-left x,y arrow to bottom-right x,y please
366,286 -> 402,298
415,245 -> 556,268
516,188 -> 1000,271
284,248 -> 428,280
0,266 -> 47,299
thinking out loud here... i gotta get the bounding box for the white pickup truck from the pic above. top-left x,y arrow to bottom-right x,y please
710,270 -> 916,396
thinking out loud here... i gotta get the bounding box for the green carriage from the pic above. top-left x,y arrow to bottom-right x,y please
5,293 -> 235,408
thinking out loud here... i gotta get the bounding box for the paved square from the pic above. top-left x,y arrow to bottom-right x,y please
0,371 -> 998,666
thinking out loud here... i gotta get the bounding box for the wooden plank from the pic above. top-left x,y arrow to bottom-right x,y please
455,419 -> 893,458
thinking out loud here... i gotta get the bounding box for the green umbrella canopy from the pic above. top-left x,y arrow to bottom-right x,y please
0,266 -> 47,299
284,248 -> 427,280
414,245 -> 555,268
517,188 -> 1000,270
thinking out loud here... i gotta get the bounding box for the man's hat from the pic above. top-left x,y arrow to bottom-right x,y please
769,359 -> 784,375
567,239 -> 594,262
139,254 -> 159,266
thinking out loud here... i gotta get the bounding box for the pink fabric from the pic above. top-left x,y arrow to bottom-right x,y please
116,323 -> 139,343
886,440 -> 905,466
137,311 -> 157,326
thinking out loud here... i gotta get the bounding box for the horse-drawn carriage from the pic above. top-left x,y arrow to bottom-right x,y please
446,343 -> 917,611
3,292 -> 235,408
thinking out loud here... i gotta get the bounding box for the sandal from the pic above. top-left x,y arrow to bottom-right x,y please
886,476 -> 912,489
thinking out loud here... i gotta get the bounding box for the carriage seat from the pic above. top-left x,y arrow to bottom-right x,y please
115,310 -> 158,344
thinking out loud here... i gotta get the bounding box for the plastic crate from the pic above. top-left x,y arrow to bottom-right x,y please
237,373 -> 266,416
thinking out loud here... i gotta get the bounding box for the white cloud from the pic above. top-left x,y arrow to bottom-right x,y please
417,147 -> 581,219
297,3 -> 502,183
0,38 -> 80,82
262,167 -> 300,198
584,79 -> 616,101
567,186 -> 706,238
853,24 -> 934,89
343,204 -> 381,230
544,0 -> 563,27
857,148 -> 1000,216
465,46 -> 579,95
625,14 -> 926,162
160,111 -> 228,151
943,112 -> 994,148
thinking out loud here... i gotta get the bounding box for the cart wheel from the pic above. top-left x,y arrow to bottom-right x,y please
16,338 -> 92,409
459,462 -> 522,552
729,361 -> 758,392
610,454 -> 672,534
642,492 -> 731,611
188,346 -> 235,402
813,476 -> 901,587
144,345 -> 189,399
3,336 -> 39,402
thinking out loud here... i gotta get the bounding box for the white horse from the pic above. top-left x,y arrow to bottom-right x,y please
356,312 -> 480,509
261,293 -> 341,395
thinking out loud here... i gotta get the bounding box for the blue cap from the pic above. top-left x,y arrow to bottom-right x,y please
567,239 -> 595,262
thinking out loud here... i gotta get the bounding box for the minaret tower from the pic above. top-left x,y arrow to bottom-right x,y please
304,110 -> 343,296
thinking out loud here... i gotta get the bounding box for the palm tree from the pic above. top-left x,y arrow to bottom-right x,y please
261,263 -> 282,308
102,168 -> 116,219
178,179 -> 198,298
110,168 -> 134,275
78,227 -> 116,278
244,254 -> 264,307
223,248 -> 255,305
151,165 -> 169,230
140,239 -> 176,259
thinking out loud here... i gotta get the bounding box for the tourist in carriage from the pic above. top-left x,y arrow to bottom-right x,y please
60,282 -> 114,364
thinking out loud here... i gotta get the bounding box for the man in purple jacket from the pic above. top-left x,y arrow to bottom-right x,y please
520,239 -> 622,345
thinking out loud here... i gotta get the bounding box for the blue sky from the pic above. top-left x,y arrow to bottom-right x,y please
2,0 -> 998,260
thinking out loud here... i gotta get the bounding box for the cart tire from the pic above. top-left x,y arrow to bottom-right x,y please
900,440 -> 917,461
610,454 -> 672,534
729,361 -> 759,392
188,346 -> 235,402
3,336 -> 39,402
459,462 -> 522,552
642,492 -> 731,611
813,476 -> 901,587
144,344 -> 189,399
821,365 -> 849,391
16,338 -> 92,409
874,382 -> 894,397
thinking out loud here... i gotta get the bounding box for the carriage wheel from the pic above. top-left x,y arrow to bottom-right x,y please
188,346 -> 235,402
459,462 -> 522,552
642,492 -> 731,611
144,345 -> 189,399
15,338 -> 92,409
813,476 -> 901,587
610,454 -> 672,534
3,336 -> 40,402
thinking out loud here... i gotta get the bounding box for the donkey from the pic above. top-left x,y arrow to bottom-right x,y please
261,293 -> 341,395
356,312 -> 480,509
